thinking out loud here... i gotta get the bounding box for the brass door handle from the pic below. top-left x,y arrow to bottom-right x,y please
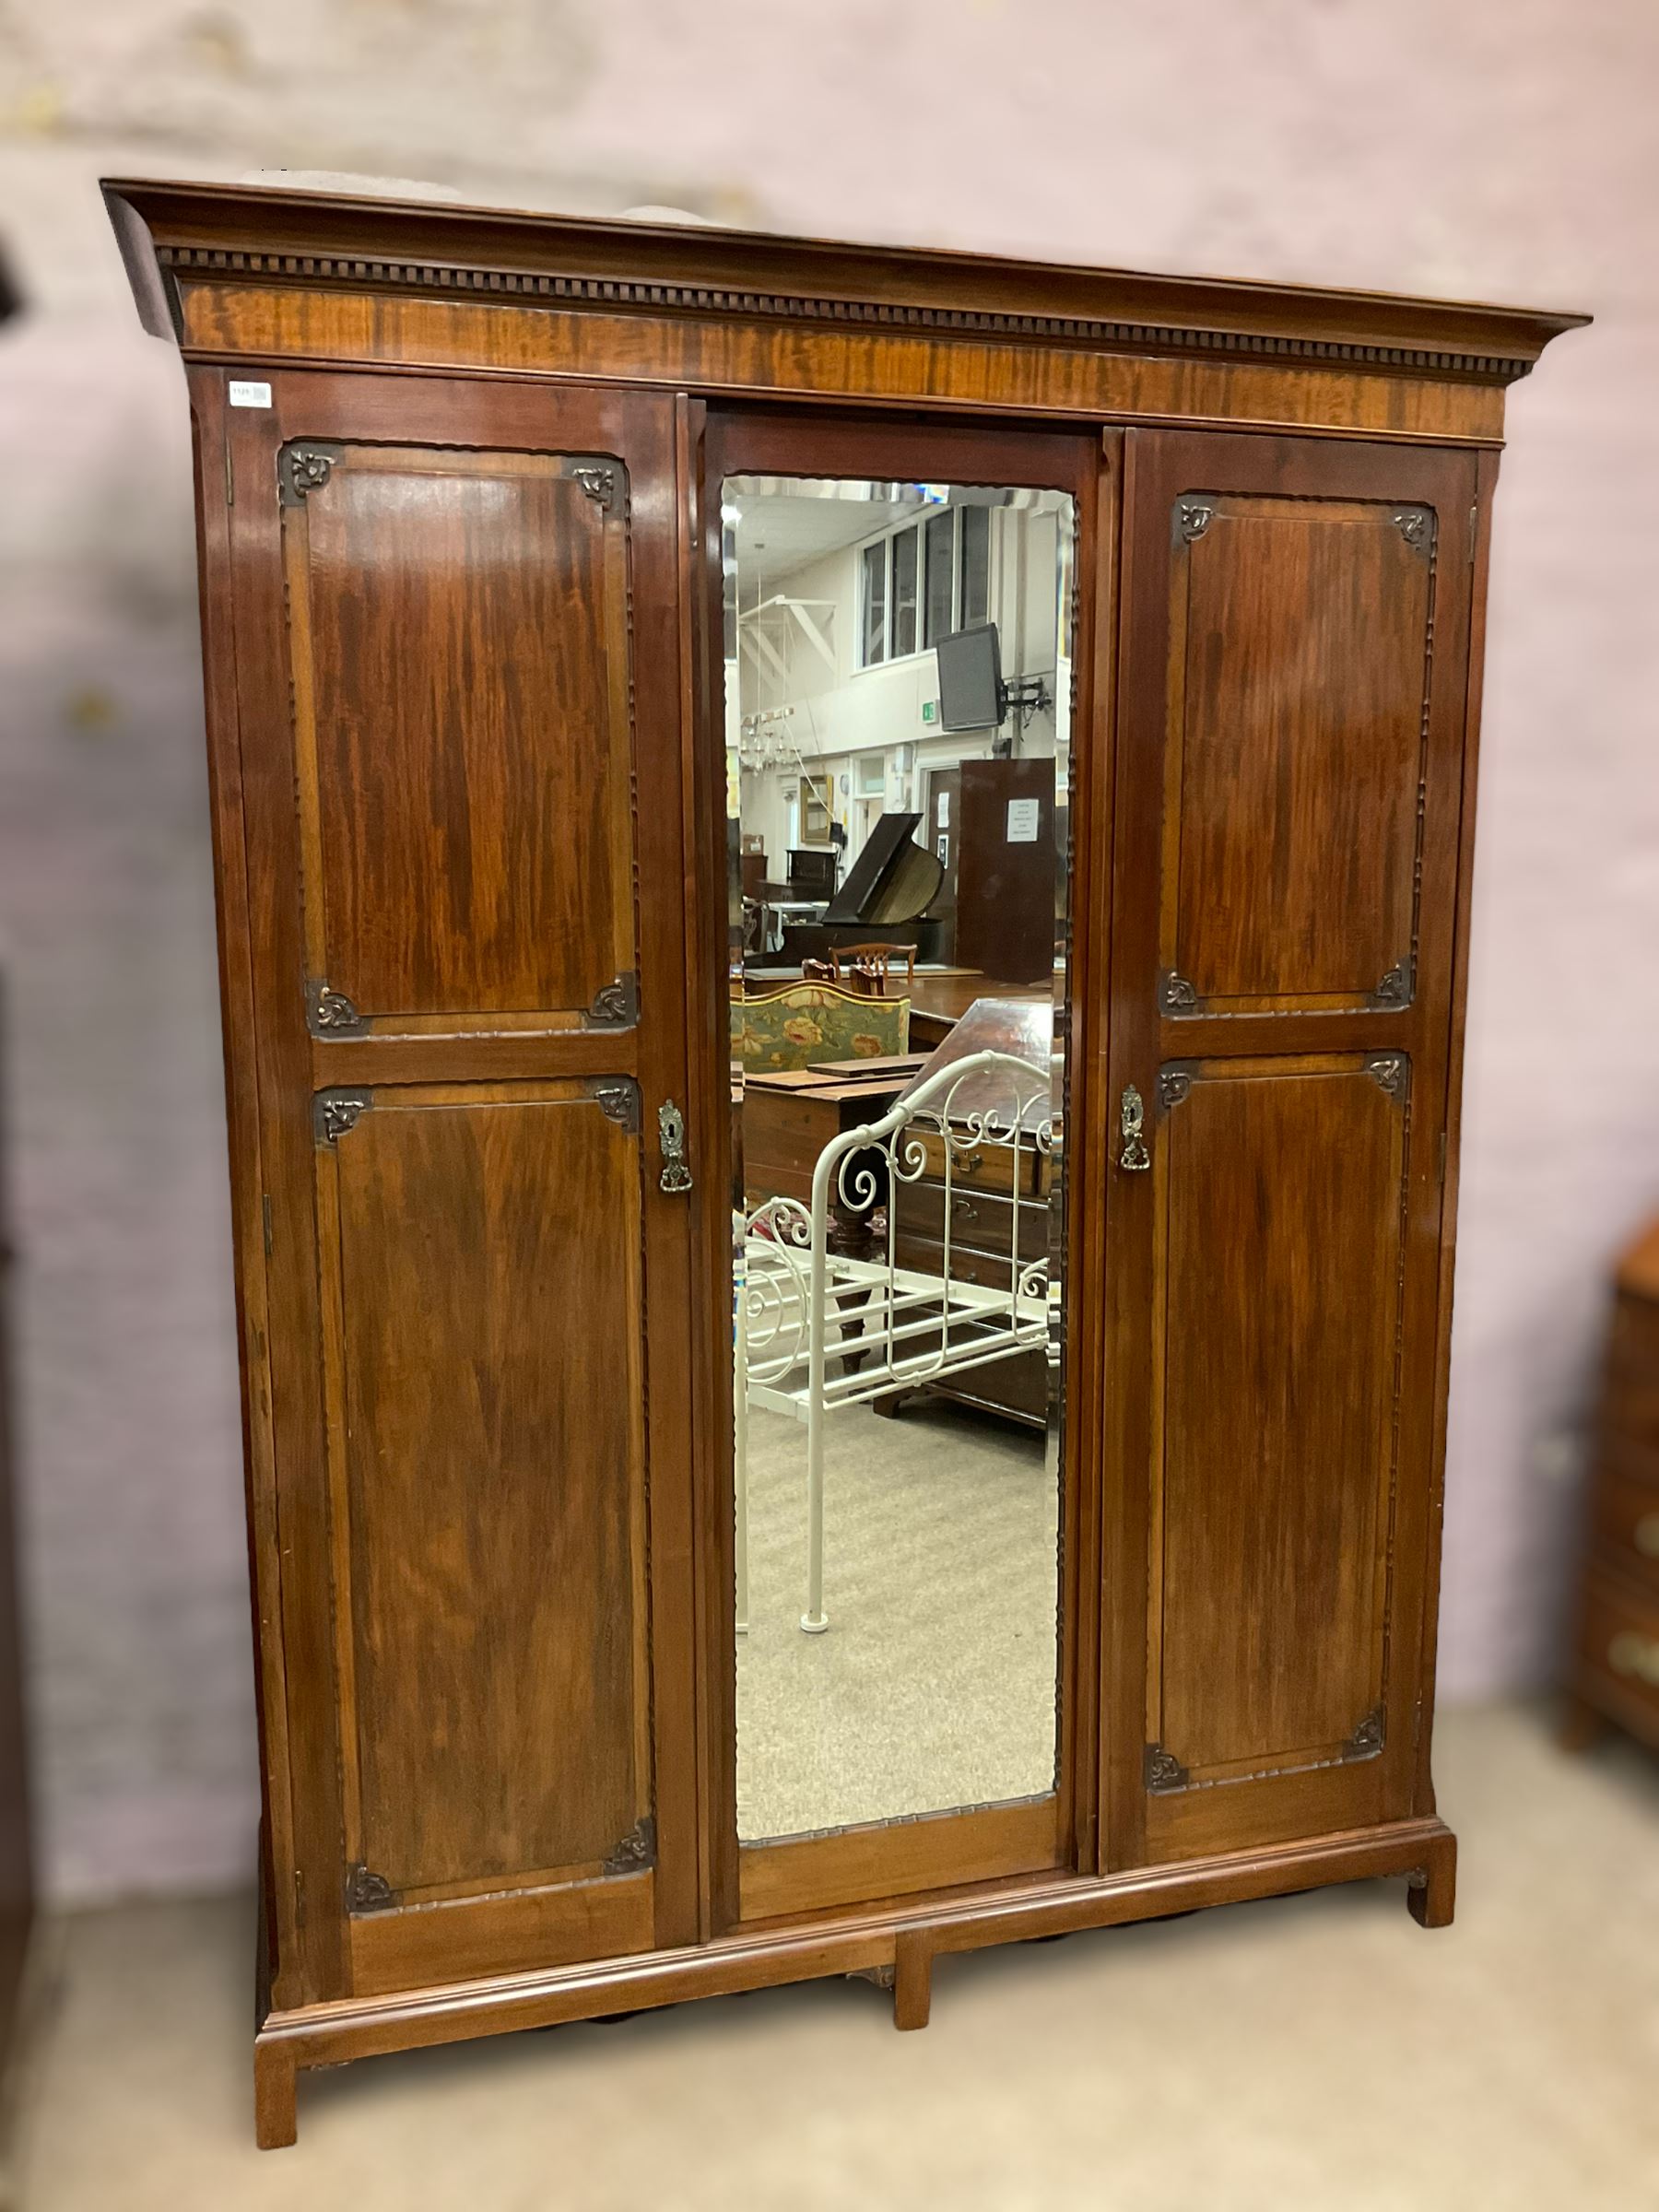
658,1100 -> 693,1194
1118,1085 -> 1150,1171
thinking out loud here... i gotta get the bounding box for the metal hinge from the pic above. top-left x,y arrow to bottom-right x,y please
1469,500 -> 1477,561
225,438 -> 234,507
293,1868 -> 305,1929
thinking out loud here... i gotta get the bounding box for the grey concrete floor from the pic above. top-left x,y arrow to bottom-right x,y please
12,1704 -> 1659,2212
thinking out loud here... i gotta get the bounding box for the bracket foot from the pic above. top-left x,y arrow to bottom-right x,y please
893,1932 -> 932,2031
253,2038 -> 297,2151
1406,1829 -> 1457,1930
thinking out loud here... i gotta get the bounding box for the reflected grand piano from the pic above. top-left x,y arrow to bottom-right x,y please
777,812 -> 944,969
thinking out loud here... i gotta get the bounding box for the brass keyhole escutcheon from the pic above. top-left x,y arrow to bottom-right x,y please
658,1099 -> 693,1194
1118,1085 -> 1150,1172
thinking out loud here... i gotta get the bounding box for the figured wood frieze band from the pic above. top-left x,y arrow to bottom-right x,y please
170,287 -> 1512,446
152,245 -> 1541,384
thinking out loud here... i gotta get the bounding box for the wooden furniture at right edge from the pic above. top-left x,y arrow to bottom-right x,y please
0,982 -> 34,2204
1565,1218 -> 1659,1754
100,178 -> 1587,2147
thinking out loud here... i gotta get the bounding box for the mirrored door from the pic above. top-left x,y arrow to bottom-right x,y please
705,414 -> 1100,1920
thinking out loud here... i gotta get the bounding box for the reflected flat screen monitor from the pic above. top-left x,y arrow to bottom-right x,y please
935,622 -> 1005,732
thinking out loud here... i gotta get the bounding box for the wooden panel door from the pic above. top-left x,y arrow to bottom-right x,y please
1102,430 -> 1478,1866
216,371 -> 700,2006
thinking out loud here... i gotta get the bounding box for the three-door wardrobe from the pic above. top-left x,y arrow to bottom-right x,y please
103,175 -> 1585,2147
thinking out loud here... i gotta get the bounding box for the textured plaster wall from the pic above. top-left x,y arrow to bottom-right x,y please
0,1 -> 1649,1901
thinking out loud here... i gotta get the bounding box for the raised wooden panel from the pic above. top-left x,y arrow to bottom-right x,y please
284,444 -> 636,1035
1160,495 -> 1435,1015
1112,432 -> 1477,1032
1147,1054 -> 1409,1791
313,1078 -> 653,1940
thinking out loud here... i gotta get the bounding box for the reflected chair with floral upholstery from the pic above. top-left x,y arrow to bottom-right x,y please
732,982 -> 911,1072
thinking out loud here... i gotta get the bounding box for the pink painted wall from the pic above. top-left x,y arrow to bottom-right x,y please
0,1 -> 1644,1899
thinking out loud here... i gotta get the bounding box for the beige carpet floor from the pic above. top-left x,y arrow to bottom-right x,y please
11,1705 -> 1659,2211
735,1398 -> 1058,1839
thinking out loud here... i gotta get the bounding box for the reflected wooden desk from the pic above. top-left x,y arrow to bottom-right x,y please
907,977 -> 1050,1053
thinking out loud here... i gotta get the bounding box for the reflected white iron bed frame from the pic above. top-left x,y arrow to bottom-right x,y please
735,1048 -> 1057,1634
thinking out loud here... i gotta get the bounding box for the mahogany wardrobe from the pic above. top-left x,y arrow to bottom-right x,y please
105,178 -> 1583,2147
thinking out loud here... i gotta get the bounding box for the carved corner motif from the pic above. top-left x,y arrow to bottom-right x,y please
1158,1068 -> 1193,1112
603,1815 -> 656,1876
308,979 -> 363,1035
278,441 -> 343,507
314,1091 -> 371,1146
1342,1707 -> 1386,1762
586,971 -> 639,1030
1176,500 -> 1215,544
1365,1054 -> 1408,1100
1371,959 -> 1414,1010
593,1080 -> 641,1134
1145,1744 -> 1189,1794
1160,971 -> 1199,1014
1392,508 -> 1433,554
345,1863 -> 396,1913
572,464 -> 618,511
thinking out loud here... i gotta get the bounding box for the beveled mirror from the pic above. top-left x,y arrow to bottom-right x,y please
712,418 -> 1087,1911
